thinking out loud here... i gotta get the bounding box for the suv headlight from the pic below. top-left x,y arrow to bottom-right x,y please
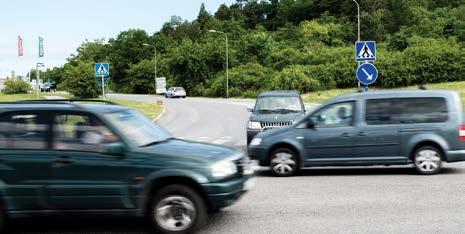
250,138 -> 262,146
211,159 -> 237,178
247,121 -> 261,129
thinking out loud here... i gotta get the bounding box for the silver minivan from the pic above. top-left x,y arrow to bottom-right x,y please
248,90 -> 465,176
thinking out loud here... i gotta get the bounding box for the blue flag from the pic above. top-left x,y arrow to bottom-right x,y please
38,37 -> 44,57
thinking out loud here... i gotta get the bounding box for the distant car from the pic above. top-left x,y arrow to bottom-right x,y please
246,91 -> 305,144
0,100 -> 254,233
165,87 -> 186,98
249,90 -> 465,177
40,83 -> 56,92
40,83 -> 51,92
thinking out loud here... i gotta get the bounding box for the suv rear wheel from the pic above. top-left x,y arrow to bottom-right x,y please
413,146 -> 443,175
150,184 -> 208,234
270,148 -> 299,177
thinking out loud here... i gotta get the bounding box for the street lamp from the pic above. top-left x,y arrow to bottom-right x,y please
352,0 -> 361,90
143,43 -> 157,93
36,62 -> 44,100
209,30 -> 229,99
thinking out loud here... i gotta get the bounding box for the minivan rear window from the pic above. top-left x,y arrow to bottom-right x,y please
366,98 -> 447,125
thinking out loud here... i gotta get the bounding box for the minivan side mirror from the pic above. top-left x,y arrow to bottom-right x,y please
247,107 -> 254,112
105,142 -> 127,156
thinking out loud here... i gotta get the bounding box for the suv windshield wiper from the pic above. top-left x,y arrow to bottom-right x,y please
140,137 -> 173,147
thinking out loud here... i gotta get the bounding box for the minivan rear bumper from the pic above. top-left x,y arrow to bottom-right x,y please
445,150 -> 465,162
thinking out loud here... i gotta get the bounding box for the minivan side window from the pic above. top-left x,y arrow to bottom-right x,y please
0,112 -> 48,150
311,102 -> 354,128
366,98 -> 448,125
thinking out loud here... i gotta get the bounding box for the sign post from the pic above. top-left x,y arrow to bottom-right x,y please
95,63 -> 110,100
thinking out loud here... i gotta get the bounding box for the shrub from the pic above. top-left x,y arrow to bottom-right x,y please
3,79 -> 31,94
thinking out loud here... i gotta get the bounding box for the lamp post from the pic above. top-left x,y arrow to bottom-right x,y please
352,0 -> 361,90
143,43 -> 157,93
36,62 -> 44,100
209,30 -> 229,99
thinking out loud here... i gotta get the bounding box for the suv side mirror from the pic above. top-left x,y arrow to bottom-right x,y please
105,142 -> 127,156
247,108 -> 254,112
307,119 -> 315,129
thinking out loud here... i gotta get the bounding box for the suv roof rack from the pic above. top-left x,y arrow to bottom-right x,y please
0,99 -> 117,105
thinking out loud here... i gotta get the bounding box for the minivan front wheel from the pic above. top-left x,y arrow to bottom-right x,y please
270,148 -> 299,177
414,146 -> 443,175
150,185 -> 208,234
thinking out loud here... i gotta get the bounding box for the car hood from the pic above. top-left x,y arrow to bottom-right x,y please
138,138 -> 241,163
249,113 -> 304,123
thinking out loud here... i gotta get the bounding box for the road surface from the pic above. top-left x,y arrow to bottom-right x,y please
8,94 -> 465,234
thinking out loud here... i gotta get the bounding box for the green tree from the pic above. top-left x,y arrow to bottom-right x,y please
62,61 -> 100,98
3,79 -> 31,94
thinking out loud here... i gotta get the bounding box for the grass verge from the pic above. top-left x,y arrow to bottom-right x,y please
108,98 -> 164,120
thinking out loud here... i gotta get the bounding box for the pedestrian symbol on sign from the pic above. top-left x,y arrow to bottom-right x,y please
355,41 -> 376,62
95,63 -> 110,77
97,64 -> 107,75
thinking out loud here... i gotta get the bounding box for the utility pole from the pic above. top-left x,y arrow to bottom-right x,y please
143,43 -> 157,93
353,0 -> 361,90
36,63 -> 44,100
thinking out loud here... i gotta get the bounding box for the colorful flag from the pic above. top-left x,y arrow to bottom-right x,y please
18,36 -> 23,56
38,37 -> 44,57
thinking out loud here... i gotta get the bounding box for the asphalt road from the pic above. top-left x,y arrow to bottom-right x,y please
8,94 -> 465,233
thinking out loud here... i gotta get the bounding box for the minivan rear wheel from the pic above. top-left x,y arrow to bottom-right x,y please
413,146 -> 443,175
149,184 -> 208,234
270,148 -> 299,177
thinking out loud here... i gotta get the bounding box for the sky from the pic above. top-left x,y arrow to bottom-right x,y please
0,0 -> 235,78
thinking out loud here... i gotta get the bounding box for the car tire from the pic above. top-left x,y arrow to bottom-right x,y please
413,146 -> 443,175
149,184 -> 208,234
270,148 -> 299,177
182,96 -> 186,99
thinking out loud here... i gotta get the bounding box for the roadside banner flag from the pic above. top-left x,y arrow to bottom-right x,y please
18,36 -> 24,56
38,36 -> 44,57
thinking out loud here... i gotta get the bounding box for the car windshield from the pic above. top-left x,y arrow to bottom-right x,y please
104,109 -> 172,147
255,96 -> 303,114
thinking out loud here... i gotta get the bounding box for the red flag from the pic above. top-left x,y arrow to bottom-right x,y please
18,36 -> 23,56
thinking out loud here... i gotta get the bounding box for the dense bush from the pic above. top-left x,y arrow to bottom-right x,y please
3,79 -> 31,94
62,61 -> 100,99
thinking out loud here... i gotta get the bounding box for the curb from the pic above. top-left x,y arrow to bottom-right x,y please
153,104 -> 166,122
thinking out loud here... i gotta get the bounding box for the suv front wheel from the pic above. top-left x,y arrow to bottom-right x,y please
150,184 -> 208,234
270,148 -> 299,177
413,146 -> 443,175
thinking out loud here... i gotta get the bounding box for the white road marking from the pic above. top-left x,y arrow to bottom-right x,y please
234,139 -> 247,146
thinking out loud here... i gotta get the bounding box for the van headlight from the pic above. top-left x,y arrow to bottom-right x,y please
247,121 -> 261,129
211,159 -> 237,178
250,138 -> 262,146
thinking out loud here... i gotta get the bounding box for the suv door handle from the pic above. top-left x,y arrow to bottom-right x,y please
54,157 -> 74,164
358,132 -> 368,136
340,133 -> 350,138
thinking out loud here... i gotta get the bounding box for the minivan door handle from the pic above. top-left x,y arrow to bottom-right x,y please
53,157 -> 74,164
358,132 -> 368,136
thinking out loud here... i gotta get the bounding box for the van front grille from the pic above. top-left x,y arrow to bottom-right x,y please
261,122 -> 293,129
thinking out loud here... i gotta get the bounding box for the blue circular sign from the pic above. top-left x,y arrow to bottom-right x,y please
356,63 -> 378,85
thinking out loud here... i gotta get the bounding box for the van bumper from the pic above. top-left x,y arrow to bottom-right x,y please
445,150 -> 465,162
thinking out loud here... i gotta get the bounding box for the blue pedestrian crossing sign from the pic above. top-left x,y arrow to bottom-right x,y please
356,63 -> 378,85
355,41 -> 376,62
95,63 -> 110,77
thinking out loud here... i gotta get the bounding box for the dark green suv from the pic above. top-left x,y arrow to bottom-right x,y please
0,100 -> 254,233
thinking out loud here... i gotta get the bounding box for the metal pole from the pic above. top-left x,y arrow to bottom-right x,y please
353,0 -> 361,90
154,47 -> 157,93
101,75 -> 105,100
225,33 -> 229,99
36,64 -> 40,100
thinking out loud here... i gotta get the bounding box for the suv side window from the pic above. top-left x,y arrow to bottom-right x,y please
53,113 -> 121,152
0,112 -> 49,150
366,98 -> 447,125
311,102 -> 354,128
